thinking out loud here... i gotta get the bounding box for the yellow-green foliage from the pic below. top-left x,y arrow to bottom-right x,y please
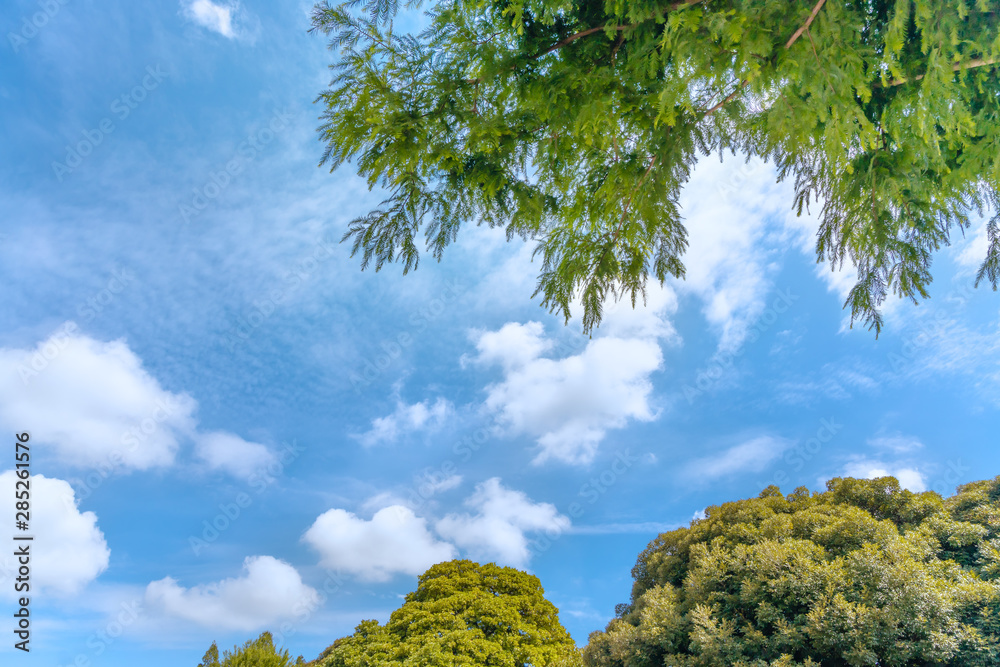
316,559 -> 582,667
198,632 -> 298,667
584,476 -> 1000,667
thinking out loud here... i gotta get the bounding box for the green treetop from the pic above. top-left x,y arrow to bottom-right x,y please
584,476 -> 1000,667
197,631 -> 299,667
313,559 -> 582,666
311,0 -> 1000,334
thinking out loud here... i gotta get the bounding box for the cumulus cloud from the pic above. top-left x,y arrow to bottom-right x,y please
471,322 -> 662,465
675,156 -> 790,352
0,326 -> 280,478
436,478 -> 570,567
0,472 -> 109,597
685,436 -> 791,480
303,506 -> 455,581
0,326 -> 197,471
195,431 -> 277,478
471,322 -> 556,371
145,556 -> 318,631
356,398 -> 453,446
182,0 -> 237,38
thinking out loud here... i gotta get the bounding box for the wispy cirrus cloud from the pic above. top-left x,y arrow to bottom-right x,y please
684,436 -> 792,480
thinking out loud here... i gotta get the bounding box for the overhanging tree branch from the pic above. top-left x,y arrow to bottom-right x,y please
884,56 -> 1000,86
534,0 -> 707,59
785,0 -> 828,49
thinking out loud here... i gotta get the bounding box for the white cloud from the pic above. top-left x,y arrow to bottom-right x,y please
303,506 -> 456,581
436,478 -> 570,567
414,471 -> 463,495
182,0 -> 237,38
868,434 -> 924,454
676,156 -> 788,352
356,398 -> 453,446
956,219 -> 991,273
194,431 -> 277,478
0,326 -> 279,478
592,283 -> 680,341
839,458 -> 927,492
0,327 -> 197,471
685,436 -> 791,480
469,321 -> 554,371
472,322 -> 662,465
145,555 -> 318,631
0,472 -> 109,597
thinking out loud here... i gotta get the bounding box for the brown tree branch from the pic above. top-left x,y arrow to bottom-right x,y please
884,56 -> 999,86
785,0 -> 828,49
464,0 -> 704,84
534,0 -> 706,59
587,155 -> 659,282
703,79 -> 750,117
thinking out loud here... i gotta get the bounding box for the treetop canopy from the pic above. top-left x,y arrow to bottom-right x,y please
312,0 -> 1000,334
585,475 -> 1000,666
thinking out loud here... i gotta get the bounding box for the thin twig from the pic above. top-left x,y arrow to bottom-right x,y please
587,156 -> 659,281
785,0 -> 828,49
883,56 -> 999,86
534,0 -> 706,59
806,27 -> 836,95
703,80 -> 750,117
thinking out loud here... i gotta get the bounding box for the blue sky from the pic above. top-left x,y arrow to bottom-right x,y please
1,0 -> 999,664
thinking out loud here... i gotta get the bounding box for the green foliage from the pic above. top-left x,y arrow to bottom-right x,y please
584,476 -> 1000,667
315,559 -> 582,666
197,632 -> 295,667
312,0 -> 1000,334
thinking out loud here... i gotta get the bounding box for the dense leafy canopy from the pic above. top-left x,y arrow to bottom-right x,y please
583,476 -> 1000,667
197,631 -> 300,667
311,0 -> 1000,334
311,559 -> 581,666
